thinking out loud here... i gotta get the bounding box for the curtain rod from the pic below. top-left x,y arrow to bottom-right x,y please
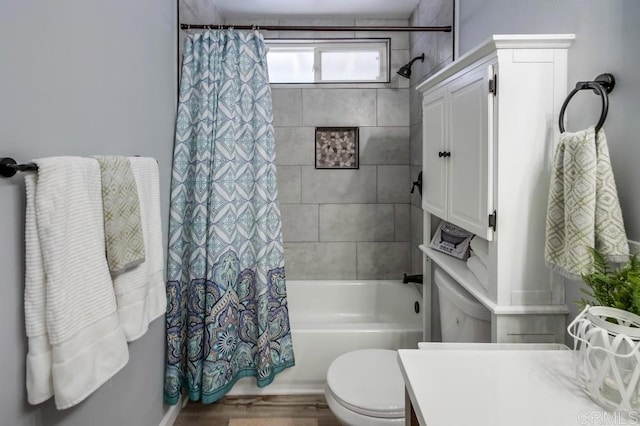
180,24 -> 452,32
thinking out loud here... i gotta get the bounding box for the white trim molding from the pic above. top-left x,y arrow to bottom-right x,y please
158,395 -> 183,426
454,0 -> 460,60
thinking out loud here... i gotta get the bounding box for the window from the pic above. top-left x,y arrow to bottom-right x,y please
265,39 -> 390,84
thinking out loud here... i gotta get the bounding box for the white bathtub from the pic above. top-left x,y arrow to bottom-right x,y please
229,280 -> 423,395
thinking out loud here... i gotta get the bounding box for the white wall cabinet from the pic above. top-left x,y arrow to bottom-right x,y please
422,66 -> 493,240
423,64 -> 493,240
417,35 -> 575,344
448,64 -> 492,239
421,88 -> 447,219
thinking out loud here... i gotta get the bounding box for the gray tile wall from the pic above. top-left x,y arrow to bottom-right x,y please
409,0 -> 454,273
176,9 -> 451,281
180,0 -> 222,24
409,0 -> 452,343
223,17 -> 413,280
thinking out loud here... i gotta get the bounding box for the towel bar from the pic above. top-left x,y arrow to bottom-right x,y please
0,157 -> 38,177
0,156 -> 157,178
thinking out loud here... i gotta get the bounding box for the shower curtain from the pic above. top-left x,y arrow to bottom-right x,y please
164,30 -> 294,405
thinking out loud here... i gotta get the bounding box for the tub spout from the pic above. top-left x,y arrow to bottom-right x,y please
403,273 -> 423,284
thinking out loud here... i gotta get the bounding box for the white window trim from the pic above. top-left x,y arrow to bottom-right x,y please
265,39 -> 390,84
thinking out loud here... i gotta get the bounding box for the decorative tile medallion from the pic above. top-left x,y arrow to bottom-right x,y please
315,127 -> 359,169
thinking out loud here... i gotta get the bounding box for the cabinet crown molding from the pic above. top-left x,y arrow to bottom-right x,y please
416,34 -> 575,93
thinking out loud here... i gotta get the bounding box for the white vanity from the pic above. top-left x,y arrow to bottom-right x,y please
417,34 -> 576,343
398,344 -> 616,426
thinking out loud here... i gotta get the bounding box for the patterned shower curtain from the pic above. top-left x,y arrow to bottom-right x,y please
164,30 -> 295,405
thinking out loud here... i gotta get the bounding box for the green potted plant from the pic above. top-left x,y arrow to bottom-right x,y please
578,248 -> 640,315
568,248 -> 640,412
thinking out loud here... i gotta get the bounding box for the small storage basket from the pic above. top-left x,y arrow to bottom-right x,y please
568,305 -> 640,412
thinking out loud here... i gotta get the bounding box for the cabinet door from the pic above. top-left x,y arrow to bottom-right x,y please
421,88 -> 447,218
447,65 -> 493,239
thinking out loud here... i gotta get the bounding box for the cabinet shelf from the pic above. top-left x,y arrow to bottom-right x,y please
420,245 -> 569,315
420,245 -> 496,312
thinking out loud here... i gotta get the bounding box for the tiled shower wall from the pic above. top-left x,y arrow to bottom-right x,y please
222,17 -> 413,280
176,6 -> 416,280
179,0 -> 222,25
408,0 -> 454,273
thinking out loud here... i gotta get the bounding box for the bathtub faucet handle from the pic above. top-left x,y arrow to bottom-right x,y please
403,273 -> 423,285
410,171 -> 422,196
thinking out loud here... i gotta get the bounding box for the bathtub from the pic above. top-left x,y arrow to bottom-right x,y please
229,280 -> 423,395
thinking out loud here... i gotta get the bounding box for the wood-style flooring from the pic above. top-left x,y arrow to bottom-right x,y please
174,395 -> 342,426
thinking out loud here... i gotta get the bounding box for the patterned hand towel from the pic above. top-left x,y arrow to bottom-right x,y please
25,157 -> 129,409
95,156 -> 145,275
111,157 -> 166,342
545,126 -> 629,279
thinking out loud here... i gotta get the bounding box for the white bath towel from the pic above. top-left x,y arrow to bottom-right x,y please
470,237 -> 489,267
24,173 -> 52,405
545,127 -> 629,279
466,255 -> 489,292
24,157 -> 129,409
111,157 -> 166,341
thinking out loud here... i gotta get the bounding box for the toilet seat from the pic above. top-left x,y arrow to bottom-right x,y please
325,387 -> 404,426
326,349 -> 405,419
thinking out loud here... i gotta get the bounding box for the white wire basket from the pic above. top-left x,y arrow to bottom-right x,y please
568,305 -> 640,412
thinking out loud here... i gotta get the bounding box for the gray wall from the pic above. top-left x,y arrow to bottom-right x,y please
457,0 -> 640,327
223,17 -> 413,281
0,1 -> 176,425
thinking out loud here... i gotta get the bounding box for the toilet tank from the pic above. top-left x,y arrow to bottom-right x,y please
435,268 -> 491,343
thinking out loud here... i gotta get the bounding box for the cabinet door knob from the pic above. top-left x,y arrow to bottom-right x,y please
438,151 -> 444,157
444,151 -> 451,158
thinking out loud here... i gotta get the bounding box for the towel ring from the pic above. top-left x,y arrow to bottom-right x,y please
558,73 -> 615,133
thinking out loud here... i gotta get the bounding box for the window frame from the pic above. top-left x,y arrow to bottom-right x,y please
265,38 -> 391,84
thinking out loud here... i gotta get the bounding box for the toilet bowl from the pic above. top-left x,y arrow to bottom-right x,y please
325,268 -> 492,424
325,349 -> 405,426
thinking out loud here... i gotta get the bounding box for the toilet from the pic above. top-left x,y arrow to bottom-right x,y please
325,349 -> 405,426
325,268 -> 491,425
434,267 -> 491,343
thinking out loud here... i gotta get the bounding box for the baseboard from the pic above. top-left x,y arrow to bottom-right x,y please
158,395 -> 182,426
227,380 -> 323,397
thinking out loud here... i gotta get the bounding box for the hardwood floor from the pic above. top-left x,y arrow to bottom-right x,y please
174,395 -> 342,426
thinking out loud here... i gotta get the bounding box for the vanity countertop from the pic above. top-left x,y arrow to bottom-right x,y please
398,346 -> 620,426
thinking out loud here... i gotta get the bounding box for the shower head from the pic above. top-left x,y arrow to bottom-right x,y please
397,53 -> 425,79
